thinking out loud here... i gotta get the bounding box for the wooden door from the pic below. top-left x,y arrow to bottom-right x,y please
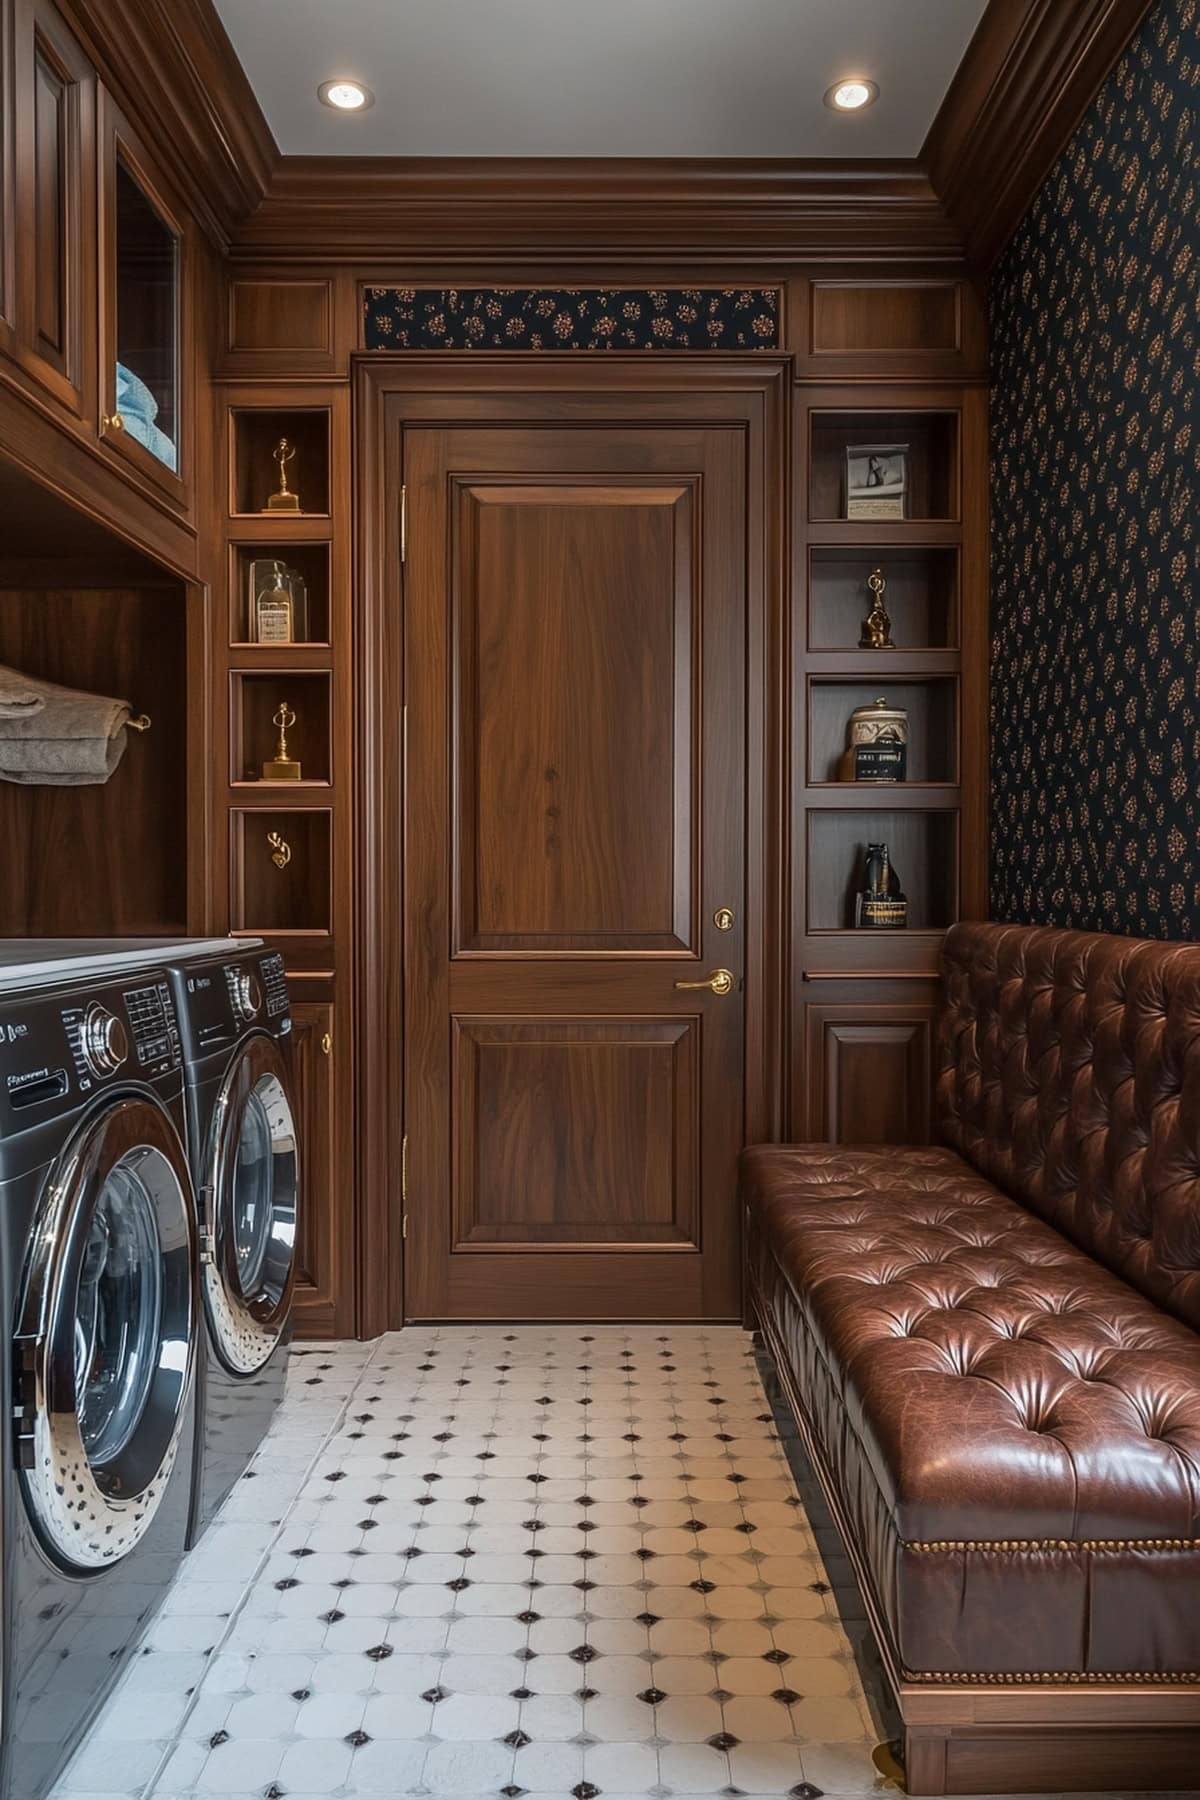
402,413 -> 749,1320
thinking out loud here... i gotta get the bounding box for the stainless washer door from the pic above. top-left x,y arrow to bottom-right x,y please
204,1034 -> 297,1375
17,1096 -> 197,1572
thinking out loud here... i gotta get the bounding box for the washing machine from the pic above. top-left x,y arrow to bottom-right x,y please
161,943 -> 297,1546
0,940 -> 299,1547
0,964 -> 197,1800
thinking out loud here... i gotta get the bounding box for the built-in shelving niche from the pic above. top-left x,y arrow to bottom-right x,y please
0,468 -> 191,936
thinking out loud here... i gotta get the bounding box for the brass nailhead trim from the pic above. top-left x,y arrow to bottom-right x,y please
908,1668 -> 1200,1685
906,1537 -> 1200,1554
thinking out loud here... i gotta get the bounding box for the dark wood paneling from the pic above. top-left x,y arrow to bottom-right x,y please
805,1002 -> 933,1144
0,584 -> 189,934
813,282 -> 960,355
924,0 -> 1155,271
452,1018 -> 698,1247
229,278 -> 331,355
454,479 -> 695,953
289,998 -> 355,1338
231,806 -> 331,936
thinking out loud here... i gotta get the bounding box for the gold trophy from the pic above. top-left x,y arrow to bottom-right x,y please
262,702 -> 302,781
266,437 -> 300,513
859,566 -> 895,650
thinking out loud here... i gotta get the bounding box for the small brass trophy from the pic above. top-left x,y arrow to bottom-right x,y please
262,702 -> 302,782
859,567 -> 895,649
266,437 -> 300,513
855,842 -> 908,930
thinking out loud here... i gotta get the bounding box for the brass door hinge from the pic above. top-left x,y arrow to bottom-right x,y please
400,485 -> 407,564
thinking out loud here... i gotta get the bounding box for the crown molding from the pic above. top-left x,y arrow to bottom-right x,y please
230,158 -> 965,269
924,0 -> 1155,272
57,0 -> 278,248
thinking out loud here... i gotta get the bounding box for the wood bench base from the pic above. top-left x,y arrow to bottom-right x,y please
747,1275 -> 1200,1796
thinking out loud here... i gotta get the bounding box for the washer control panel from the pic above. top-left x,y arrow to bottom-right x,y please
0,972 -> 180,1129
260,953 -> 290,1022
226,964 -> 263,1025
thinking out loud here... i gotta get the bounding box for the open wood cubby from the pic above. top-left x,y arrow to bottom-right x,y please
0,585 -> 189,935
231,542 -> 331,646
808,545 -> 958,650
232,672 -> 331,786
807,808 -> 959,934
808,678 -> 958,786
810,411 -> 959,521
231,407 -> 330,515
232,807 -> 331,935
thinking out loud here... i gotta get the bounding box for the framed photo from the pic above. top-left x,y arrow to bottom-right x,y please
845,443 -> 909,520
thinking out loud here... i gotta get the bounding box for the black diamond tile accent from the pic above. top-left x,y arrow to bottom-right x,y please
690,1579 -> 716,1594
289,1547 -> 315,1557
345,1730 -> 371,1747
577,1549 -> 596,1561
710,1687 -> 734,1703
264,1785 -> 286,1799
637,1688 -> 667,1705
573,1579 -> 596,1592
420,1686 -> 448,1703
707,1732 -> 740,1751
762,1648 -> 790,1664
536,1396 -> 554,1405
570,1785 -> 600,1800
634,1548 -> 656,1562
629,1495 -> 650,1508
209,1730 -> 230,1748
578,1521 -> 597,1533
668,1432 -> 687,1442
274,1578 -> 299,1591
516,1647 -> 538,1662
789,1787 -> 825,1799
735,1521 -> 757,1534
324,1471 -> 346,1482
568,1644 -> 598,1663
634,1613 -> 660,1627
503,1729 -> 532,1749
575,1495 -> 594,1507
809,1580 -> 831,1594
364,1644 -> 393,1661
500,1786 -> 527,1798
291,1689 -> 311,1702
522,1519 -> 544,1532
446,1577 -> 472,1592
516,1610 -> 541,1625
622,1432 -> 640,1442
319,1610 -> 345,1624
576,1686 -> 598,1701
771,1687 -> 802,1704
510,1687 -> 533,1701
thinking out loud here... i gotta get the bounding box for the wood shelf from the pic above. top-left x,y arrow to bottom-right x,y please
805,520 -> 962,548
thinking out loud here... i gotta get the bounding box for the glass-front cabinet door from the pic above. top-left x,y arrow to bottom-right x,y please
99,95 -> 187,504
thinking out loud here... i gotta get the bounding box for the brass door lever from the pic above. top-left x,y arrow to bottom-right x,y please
674,969 -> 736,996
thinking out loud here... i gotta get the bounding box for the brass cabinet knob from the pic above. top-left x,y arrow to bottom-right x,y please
320,1032 -> 332,1056
713,907 -> 735,931
674,968 -> 736,996
103,411 -> 124,431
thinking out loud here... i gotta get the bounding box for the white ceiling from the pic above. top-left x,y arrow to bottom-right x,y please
213,0 -> 989,159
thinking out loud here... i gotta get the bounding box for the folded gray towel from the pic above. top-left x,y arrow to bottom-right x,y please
0,667 -> 47,720
0,666 -> 133,785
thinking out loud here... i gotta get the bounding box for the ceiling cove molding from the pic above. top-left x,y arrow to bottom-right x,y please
924,0 -> 1156,271
230,159 -> 964,268
58,0 -> 278,248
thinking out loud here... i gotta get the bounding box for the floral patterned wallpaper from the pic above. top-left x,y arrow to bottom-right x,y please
362,287 -> 780,351
989,0 -> 1199,938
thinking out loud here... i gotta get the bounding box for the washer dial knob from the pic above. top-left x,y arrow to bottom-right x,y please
82,1005 -> 129,1077
232,969 -> 262,1023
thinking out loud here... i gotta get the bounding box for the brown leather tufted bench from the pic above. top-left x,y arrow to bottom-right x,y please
742,921 -> 1200,1796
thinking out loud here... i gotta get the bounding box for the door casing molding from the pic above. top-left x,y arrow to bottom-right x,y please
354,353 -> 790,1334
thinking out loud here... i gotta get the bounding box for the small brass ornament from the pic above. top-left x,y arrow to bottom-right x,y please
262,702 -> 301,782
859,566 -> 895,650
267,830 -> 292,869
267,437 -> 300,513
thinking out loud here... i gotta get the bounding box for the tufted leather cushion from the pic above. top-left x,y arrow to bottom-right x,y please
742,1143 -> 1200,1676
937,920 -> 1200,1331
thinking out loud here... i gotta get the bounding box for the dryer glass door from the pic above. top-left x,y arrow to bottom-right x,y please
17,1096 -> 196,1572
206,1034 -> 297,1375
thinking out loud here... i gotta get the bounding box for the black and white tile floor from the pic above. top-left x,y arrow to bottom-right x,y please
51,1330 -> 1145,1800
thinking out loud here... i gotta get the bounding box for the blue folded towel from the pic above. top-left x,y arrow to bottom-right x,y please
115,361 -> 177,472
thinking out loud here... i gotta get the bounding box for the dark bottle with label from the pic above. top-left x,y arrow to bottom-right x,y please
854,842 -> 908,929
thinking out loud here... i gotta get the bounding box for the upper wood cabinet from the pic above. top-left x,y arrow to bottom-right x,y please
97,91 -> 189,510
0,0 -> 197,532
4,0 -> 95,418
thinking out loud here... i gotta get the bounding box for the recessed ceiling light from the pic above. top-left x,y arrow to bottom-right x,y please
318,79 -> 374,112
825,78 -> 879,112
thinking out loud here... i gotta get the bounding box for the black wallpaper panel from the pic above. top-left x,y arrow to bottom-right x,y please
989,0 -> 1200,938
363,287 -> 780,351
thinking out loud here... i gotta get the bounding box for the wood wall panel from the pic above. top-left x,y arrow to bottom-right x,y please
289,997 -> 355,1337
452,1018 -> 698,1248
454,480 -> 695,953
805,1003 -> 934,1145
